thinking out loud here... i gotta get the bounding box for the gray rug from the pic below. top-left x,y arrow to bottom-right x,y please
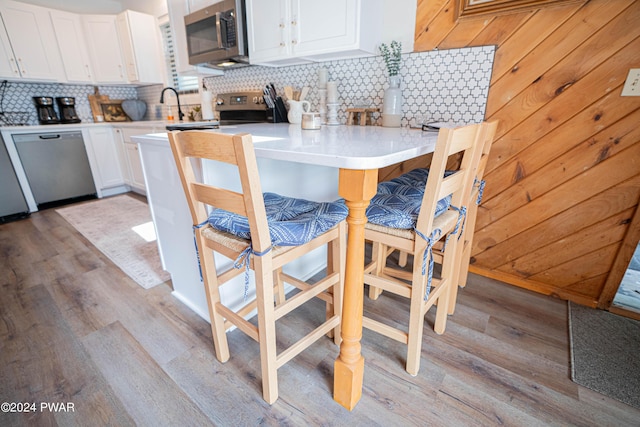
568,302 -> 640,409
56,195 -> 170,289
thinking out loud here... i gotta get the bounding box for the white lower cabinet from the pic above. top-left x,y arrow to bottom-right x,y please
83,126 -> 126,195
114,127 -> 158,194
124,141 -> 146,191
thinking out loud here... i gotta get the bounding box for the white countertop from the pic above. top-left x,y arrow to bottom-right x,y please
0,120 -> 170,134
134,123 -> 439,170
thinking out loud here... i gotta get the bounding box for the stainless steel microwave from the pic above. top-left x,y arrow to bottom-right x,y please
184,0 -> 249,69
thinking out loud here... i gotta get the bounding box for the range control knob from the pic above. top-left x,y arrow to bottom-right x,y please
216,98 -> 224,105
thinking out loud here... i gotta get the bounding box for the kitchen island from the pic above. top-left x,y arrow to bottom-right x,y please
133,122 -> 439,410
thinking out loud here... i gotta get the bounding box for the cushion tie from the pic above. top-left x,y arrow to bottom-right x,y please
193,219 -> 210,282
414,227 -> 442,301
443,205 -> 467,251
233,244 -> 273,300
475,177 -> 486,205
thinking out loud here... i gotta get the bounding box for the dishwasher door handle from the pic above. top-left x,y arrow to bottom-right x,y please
38,134 -> 61,139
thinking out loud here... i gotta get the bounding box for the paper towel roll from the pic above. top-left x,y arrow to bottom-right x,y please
201,88 -> 214,120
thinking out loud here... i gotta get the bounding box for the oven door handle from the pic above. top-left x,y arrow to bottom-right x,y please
39,134 -> 61,140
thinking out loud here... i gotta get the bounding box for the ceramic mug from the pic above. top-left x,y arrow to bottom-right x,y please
287,100 -> 311,124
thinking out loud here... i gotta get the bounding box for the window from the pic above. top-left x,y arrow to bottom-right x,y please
160,21 -> 199,93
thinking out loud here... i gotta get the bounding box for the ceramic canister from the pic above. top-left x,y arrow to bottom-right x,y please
301,112 -> 322,129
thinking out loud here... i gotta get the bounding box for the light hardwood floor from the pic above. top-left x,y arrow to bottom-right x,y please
1,195 -> 639,426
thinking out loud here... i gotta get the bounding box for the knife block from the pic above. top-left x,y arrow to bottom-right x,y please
266,97 -> 289,123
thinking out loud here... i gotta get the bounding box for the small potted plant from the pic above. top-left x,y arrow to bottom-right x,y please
379,40 -> 403,127
379,40 -> 402,77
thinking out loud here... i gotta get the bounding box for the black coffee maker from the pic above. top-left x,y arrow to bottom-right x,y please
56,97 -> 81,124
33,96 -> 59,124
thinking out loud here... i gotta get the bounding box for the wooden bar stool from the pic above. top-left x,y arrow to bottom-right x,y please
168,130 -> 347,404
346,108 -> 379,126
362,123 -> 487,375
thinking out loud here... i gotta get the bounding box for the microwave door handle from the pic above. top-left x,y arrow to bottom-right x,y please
215,12 -> 225,49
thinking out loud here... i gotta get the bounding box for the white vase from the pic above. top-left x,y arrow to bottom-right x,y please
382,75 -> 402,127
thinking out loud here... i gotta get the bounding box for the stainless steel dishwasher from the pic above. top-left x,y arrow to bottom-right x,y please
13,131 -> 96,207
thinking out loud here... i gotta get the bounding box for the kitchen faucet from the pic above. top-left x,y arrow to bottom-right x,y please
159,87 -> 184,122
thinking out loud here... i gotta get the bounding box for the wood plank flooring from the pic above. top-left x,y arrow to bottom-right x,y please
1,194 -> 639,426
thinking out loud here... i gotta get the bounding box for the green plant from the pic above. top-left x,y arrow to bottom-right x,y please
379,40 -> 402,76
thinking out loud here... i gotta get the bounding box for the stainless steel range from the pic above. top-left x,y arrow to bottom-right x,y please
165,91 -> 270,131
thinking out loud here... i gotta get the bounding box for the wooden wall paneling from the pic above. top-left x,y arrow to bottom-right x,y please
485,0 -> 634,119
598,203 -> 640,309
479,94 -> 640,208
565,273 -> 609,296
503,208 -> 634,277
528,242 -> 619,290
489,4 -> 581,81
488,11 -> 640,147
484,37 -> 640,180
414,0 -> 457,51
466,11 -> 532,47
468,264 -> 600,306
480,108 -> 640,230
378,153 -> 431,182
473,174 -> 640,270
414,0 -> 640,306
435,15 -> 491,50
475,141 -> 640,253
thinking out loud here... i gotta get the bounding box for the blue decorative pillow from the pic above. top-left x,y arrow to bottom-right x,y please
207,192 -> 347,246
366,168 -> 453,229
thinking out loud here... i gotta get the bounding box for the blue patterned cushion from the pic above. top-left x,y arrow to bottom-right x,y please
366,168 -> 453,229
207,192 -> 347,246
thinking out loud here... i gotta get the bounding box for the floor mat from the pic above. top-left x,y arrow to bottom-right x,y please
568,301 -> 640,409
56,195 -> 170,289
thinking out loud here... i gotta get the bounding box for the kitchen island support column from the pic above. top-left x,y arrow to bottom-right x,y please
334,168 -> 378,411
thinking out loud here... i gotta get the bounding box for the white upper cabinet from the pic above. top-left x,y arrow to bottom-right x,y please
0,2 -> 167,85
0,18 -> 18,79
188,0 -> 217,12
82,15 -> 128,83
0,0 -> 64,81
50,10 -> 93,83
247,0 -> 382,66
116,10 -> 165,85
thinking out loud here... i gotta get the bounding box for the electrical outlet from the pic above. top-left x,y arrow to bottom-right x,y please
621,68 -> 640,96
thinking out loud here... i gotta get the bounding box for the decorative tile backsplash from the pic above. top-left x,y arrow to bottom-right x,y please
0,45 -> 495,127
200,45 -> 495,126
0,81 -> 136,126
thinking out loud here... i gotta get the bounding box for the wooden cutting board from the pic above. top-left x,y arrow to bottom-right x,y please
88,87 -> 110,121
